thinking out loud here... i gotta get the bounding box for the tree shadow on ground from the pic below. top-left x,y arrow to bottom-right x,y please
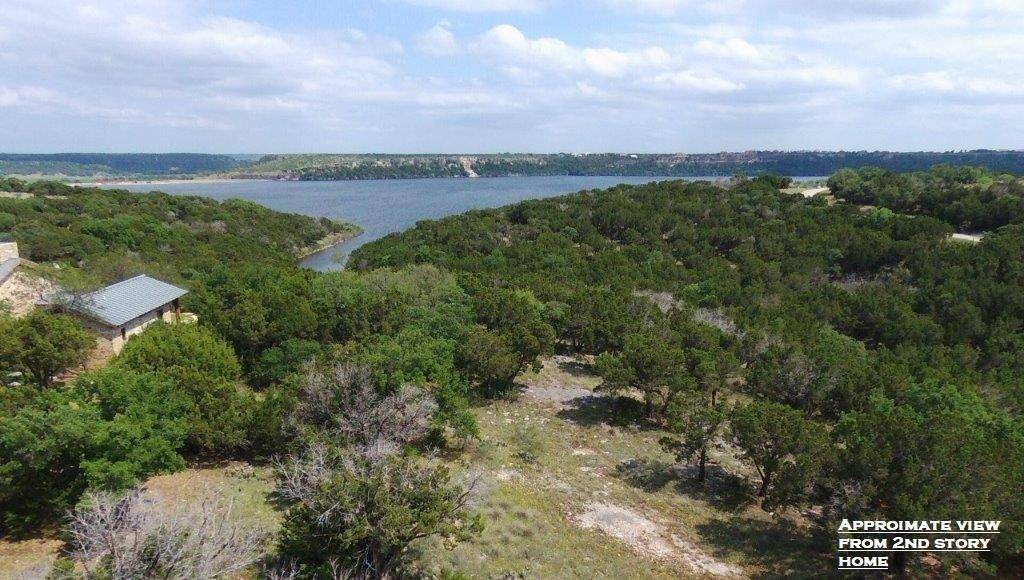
615,457 -> 676,492
673,466 -> 756,513
696,516 -> 834,578
555,358 -> 595,378
471,381 -> 526,403
555,394 -> 648,428
614,458 -> 755,512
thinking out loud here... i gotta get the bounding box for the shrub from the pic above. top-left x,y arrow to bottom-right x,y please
65,487 -> 268,578
512,424 -> 546,464
115,323 -> 255,454
0,368 -> 188,532
11,310 -> 93,386
277,443 -> 481,577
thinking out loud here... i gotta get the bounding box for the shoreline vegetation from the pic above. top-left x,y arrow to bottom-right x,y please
295,223 -> 364,260
5,150 -> 1024,184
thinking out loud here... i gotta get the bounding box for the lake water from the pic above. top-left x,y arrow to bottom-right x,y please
113,176 -> 698,270
113,175 -> 825,271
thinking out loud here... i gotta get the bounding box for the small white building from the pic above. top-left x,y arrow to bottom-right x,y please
45,275 -> 189,353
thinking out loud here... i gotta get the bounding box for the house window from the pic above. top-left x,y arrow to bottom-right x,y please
121,327 -> 127,340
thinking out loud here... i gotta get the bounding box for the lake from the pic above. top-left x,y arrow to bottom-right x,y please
112,175 -> 812,271
112,176 -> 694,270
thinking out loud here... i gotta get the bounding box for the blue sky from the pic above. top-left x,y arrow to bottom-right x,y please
1,0 -> 1022,153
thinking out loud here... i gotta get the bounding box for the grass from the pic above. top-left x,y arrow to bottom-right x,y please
412,357 -> 831,578
0,462 -> 280,579
143,462 -> 281,532
0,538 -> 62,579
0,358 -> 831,578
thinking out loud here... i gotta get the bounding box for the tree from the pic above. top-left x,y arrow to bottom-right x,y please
694,347 -> 739,408
277,443 -> 481,578
15,310 -> 93,386
0,368 -> 188,532
469,287 -> 555,385
115,323 -> 254,454
729,400 -> 831,510
287,363 -> 438,457
0,314 -> 20,376
115,322 -> 242,382
746,326 -> 870,419
253,338 -> 323,388
457,326 -> 521,393
595,330 -> 693,419
660,396 -> 727,483
353,328 -> 477,439
832,384 -> 1024,572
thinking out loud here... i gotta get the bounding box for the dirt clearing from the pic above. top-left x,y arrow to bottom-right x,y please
0,271 -> 56,317
577,502 -> 743,577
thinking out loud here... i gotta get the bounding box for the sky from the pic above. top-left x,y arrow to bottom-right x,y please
1,0 -> 1022,153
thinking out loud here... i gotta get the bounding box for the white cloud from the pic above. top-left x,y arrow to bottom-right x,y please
604,0 -> 687,15
0,85 -> 62,107
1,0 -> 1022,151
891,71 -> 1024,97
477,24 -> 672,78
417,22 -> 460,55
400,0 -> 544,13
693,38 -> 777,63
645,70 -> 743,93
0,0 -> 411,122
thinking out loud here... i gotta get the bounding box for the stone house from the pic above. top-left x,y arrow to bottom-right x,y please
44,275 -> 190,354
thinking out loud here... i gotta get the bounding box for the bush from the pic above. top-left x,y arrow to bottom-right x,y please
277,444 -> 482,577
115,323 -> 255,454
252,338 -> 323,388
512,424 -> 546,464
10,310 -> 93,386
65,486 -> 268,578
116,322 -> 241,382
0,368 -> 188,532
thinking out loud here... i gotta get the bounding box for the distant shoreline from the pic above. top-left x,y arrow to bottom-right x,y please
296,226 -> 364,261
79,174 -> 745,186
74,177 -> 277,187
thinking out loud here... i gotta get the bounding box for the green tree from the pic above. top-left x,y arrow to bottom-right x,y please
252,338 -> 323,388
116,322 -> 241,382
73,368 -> 189,490
660,396 -> 727,483
833,384 -> 1024,572
457,325 -> 521,392
595,330 -> 693,419
0,368 -> 187,532
729,400 -> 831,509
15,310 -> 93,386
277,447 -> 482,578
354,328 -> 476,439
115,323 -> 254,454
470,287 -> 555,385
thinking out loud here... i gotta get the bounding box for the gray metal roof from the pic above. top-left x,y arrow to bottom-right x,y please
0,258 -> 18,284
76,275 -> 188,327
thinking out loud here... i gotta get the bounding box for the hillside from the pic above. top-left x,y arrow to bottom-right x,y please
2,169 -> 1023,578
0,177 -> 350,291
0,153 -> 243,179
351,169 -> 1024,575
234,150 -> 1024,180
7,151 -> 1024,183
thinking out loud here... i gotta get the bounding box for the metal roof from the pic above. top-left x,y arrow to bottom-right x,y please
75,275 -> 188,327
0,258 -> 18,285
